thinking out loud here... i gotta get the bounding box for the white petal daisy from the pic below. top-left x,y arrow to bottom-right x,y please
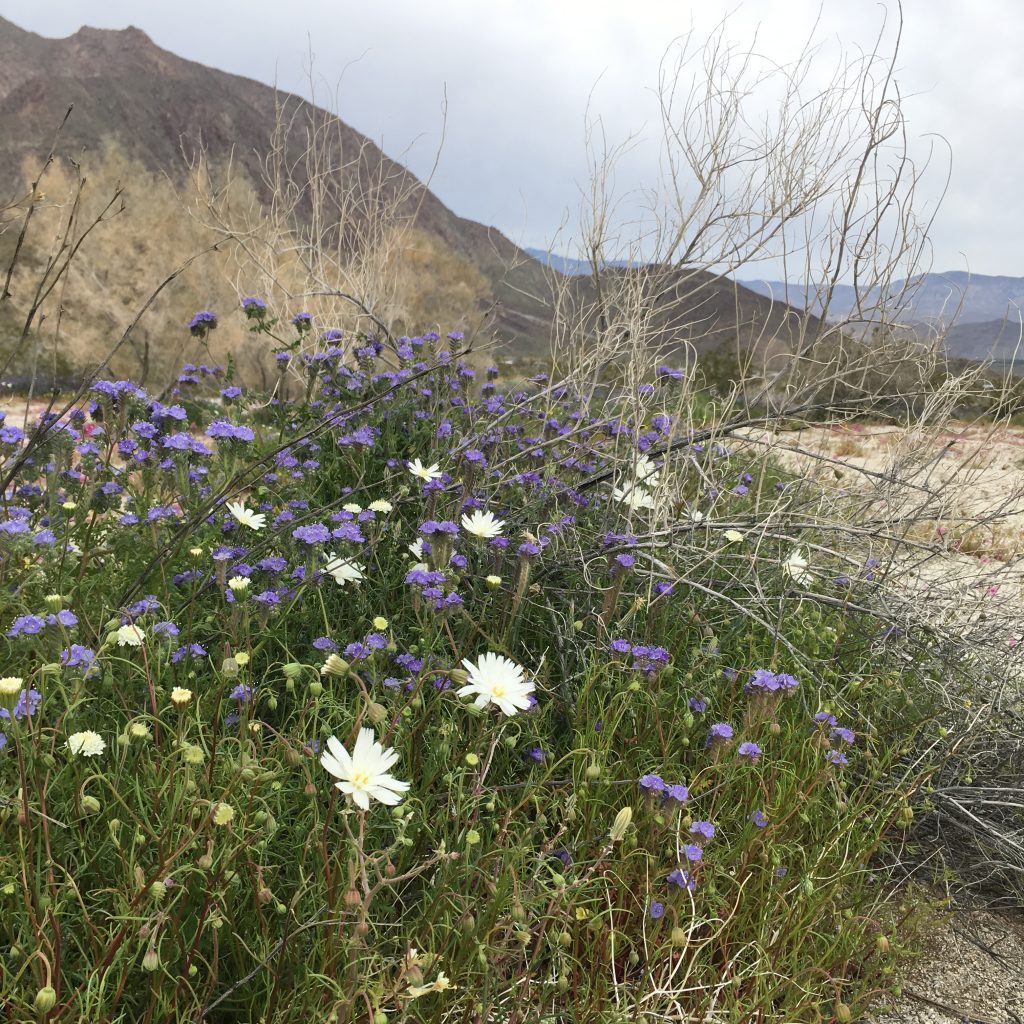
612,483 -> 656,511
66,730 -> 106,757
116,623 -> 145,647
783,548 -> 812,584
227,500 -> 266,531
324,553 -> 366,586
460,509 -> 505,539
320,728 -> 410,810
408,458 -> 443,483
457,652 -> 534,717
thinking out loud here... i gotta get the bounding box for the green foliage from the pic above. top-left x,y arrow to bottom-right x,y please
0,320 -> 946,1022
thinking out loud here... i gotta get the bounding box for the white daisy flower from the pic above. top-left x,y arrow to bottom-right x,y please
460,509 -> 505,539
324,553 -> 366,586
227,575 -> 251,592
631,454 -> 661,486
783,548 -> 812,584
612,483 -> 656,511
458,652 -> 534,717
227,501 -> 266,531
408,458 -> 443,483
724,530 -> 744,543
368,499 -> 393,513
320,727 -> 410,810
67,730 -> 106,757
342,502 -> 363,514
116,624 -> 145,647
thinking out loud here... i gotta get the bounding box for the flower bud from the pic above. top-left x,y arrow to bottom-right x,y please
321,654 -> 349,678
836,1004 -> 852,1023
585,764 -> 601,780
671,927 -> 687,947
221,657 -> 239,678
149,881 -> 167,903
876,935 -> 890,954
609,805 -> 633,842
142,948 -> 160,972
34,986 -> 57,1012
282,662 -> 303,679
308,681 -> 323,698
366,702 -> 388,725
81,795 -> 101,815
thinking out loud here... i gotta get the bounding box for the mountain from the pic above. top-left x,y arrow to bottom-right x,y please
736,271 -> 1024,359
0,16 -> 821,383
524,248 -> 639,277
0,17 -> 555,376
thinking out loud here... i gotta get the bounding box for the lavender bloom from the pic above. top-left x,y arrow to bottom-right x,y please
751,809 -> 769,828
831,727 -> 856,745
639,773 -> 666,793
737,741 -> 762,762
825,749 -> 849,767
61,644 -> 96,669
706,722 -> 734,748
689,820 -> 716,841
667,869 -> 696,892
682,843 -> 703,862
665,783 -> 689,803
292,524 -> 330,545
649,900 -> 666,920
188,310 -> 217,337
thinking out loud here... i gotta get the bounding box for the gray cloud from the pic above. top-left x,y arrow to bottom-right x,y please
1,0 -> 1020,275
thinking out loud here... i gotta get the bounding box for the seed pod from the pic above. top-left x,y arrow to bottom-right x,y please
876,935 -> 890,954
836,1003 -> 852,1023
343,888 -> 362,909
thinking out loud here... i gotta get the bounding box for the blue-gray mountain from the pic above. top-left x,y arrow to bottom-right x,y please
737,271 -> 1024,361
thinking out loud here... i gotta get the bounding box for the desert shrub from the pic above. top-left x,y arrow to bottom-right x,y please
0,306 -> 948,1023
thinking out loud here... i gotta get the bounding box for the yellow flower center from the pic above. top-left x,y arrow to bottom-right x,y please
491,683 -> 506,698
351,770 -> 370,789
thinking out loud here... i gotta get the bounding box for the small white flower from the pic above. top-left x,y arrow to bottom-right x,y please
0,676 -> 24,699
724,530 -> 744,543
67,730 -> 106,757
631,454 -> 661,486
485,574 -> 502,588
227,501 -> 266,531
324,553 -> 365,586
408,458 -> 443,483
116,624 -> 145,647
227,575 -> 250,592
458,652 -> 534,717
368,499 -> 393,513
408,539 -> 424,560
688,508 -> 705,523
342,502 -> 363,514
612,483 -> 656,511
170,687 -> 193,706
460,509 -> 505,539
783,548 -> 812,585
407,970 -> 458,999
320,727 -> 411,810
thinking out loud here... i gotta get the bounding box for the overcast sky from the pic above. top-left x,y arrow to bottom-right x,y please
1,1 -> 1021,276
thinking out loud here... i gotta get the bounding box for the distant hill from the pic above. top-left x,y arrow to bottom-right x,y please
524,248 -> 638,277
736,270 -> 1024,325
735,271 -> 1024,361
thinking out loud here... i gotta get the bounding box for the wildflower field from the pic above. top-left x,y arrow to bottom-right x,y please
0,304 -> 957,1023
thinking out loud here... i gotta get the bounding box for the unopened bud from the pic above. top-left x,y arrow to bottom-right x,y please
81,795 -> 101,815
34,986 -> 57,1012
142,948 -> 160,972
449,668 -> 469,685
609,805 -> 633,842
